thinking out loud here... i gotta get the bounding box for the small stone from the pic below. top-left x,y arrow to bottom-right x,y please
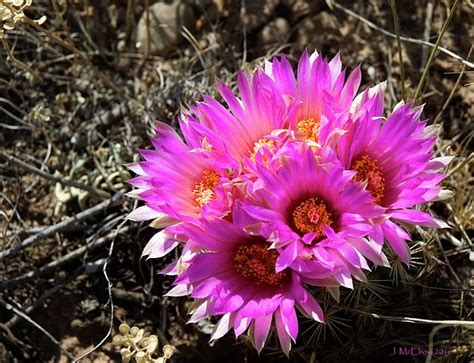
296,12 -> 343,52
257,17 -> 290,48
135,1 -> 195,56
70,319 -> 85,329
242,0 -> 279,30
281,0 -> 323,18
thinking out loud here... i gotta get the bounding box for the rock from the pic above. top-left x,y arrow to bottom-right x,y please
135,1 -> 195,56
257,17 -> 291,48
281,0 -> 324,18
296,12 -> 343,52
242,0 -> 279,30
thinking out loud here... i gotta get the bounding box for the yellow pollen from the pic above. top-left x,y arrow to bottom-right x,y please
233,241 -> 290,287
250,137 -> 276,162
352,154 -> 385,204
292,197 -> 333,236
193,170 -> 220,209
297,117 -> 320,142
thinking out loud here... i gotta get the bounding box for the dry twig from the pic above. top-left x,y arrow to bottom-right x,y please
3,223 -> 130,287
0,300 -> 76,360
0,193 -> 123,262
413,0 -> 460,101
326,0 -> 474,69
0,150 -> 110,198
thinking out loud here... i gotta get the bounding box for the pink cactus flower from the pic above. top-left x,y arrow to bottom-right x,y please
336,97 -> 450,262
167,207 -> 326,355
243,144 -> 387,287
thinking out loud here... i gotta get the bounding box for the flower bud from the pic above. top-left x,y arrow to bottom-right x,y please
135,351 -> 146,363
112,335 -> 123,346
163,344 -> 175,359
147,335 -> 158,353
130,326 -> 139,336
119,323 -> 130,335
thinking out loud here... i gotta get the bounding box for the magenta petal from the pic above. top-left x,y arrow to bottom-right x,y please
252,314 -> 273,353
210,312 -> 234,341
142,230 -> 179,259
214,290 -> 245,313
280,298 -> 298,341
382,221 -> 410,262
234,311 -> 252,337
151,121 -> 188,153
160,260 -> 178,275
349,237 -> 389,267
165,284 -> 191,297
188,300 -> 210,323
296,287 -> 324,323
276,241 -> 303,272
240,293 -> 282,319
191,273 -> 230,298
127,205 -> 165,221
175,253 -> 233,284
390,209 -> 444,228
274,307 -> 292,356
340,66 -> 361,106
337,244 -> 369,269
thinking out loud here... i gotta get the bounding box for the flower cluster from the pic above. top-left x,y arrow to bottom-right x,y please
128,51 -> 449,355
113,323 -> 175,363
0,0 -> 46,35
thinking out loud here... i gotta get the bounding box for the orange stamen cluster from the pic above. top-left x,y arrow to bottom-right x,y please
233,241 -> 289,287
292,197 -> 333,236
250,137 -> 276,162
351,154 -> 385,204
193,170 -> 220,209
297,117 -> 320,142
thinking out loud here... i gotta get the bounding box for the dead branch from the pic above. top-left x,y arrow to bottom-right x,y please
0,300 -> 76,360
0,150 -> 111,199
4,224 -> 130,287
72,220 -> 127,362
0,193 -> 124,262
326,0 -> 474,69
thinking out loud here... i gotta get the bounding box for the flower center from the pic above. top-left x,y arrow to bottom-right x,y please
250,137 -> 276,162
292,197 -> 333,236
351,154 -> 385,204
233,241 -> 289,287
297,117 -> 320,142
193,170 -> 220,209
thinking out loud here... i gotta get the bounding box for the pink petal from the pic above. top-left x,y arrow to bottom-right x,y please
296,287 -> 324,323
390,209 -> 448,228
210,312 -> 234,341
142,230 -> 179,258
165,284 -> 191,297
382,221 -> 410,262
233,311 -> 252,337
274,308 -> 292,357
276,241 -> 302,272
279,299 -> 298,341
252,314 -> 272,353
127,205 -> 165,221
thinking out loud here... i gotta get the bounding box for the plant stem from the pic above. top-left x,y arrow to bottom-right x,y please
389,0 -> 406,101
413,0 -> 460,102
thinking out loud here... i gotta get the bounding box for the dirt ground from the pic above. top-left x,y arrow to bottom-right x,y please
0,1 -> 472,362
